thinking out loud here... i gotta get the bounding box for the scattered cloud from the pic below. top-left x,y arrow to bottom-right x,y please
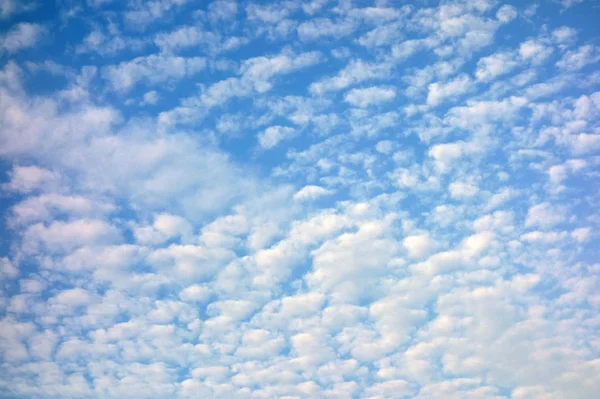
0,1 -> 599,398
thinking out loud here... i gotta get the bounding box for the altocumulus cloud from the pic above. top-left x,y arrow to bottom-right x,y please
1,0 -> 600,398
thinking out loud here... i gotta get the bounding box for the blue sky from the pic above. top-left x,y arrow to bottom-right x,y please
1,0 -> 600,398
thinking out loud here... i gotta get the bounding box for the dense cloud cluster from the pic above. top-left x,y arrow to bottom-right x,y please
1,0 -> 599,398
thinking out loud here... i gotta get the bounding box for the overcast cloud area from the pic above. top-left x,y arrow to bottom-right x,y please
0,0 -> 599,398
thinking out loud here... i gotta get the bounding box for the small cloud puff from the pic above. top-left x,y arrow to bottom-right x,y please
293,185 -> 334,201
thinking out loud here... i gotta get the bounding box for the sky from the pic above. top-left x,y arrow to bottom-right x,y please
0,0 -> 599,398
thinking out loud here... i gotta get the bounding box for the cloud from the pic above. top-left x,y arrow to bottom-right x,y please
0,22 -> 43,53
293,185 -> 334,201
257,125 -> 297,149
427,75 -> 472,106
0,257 -> 18,279
556,44 -> 600,71
309,59 -> 390,95
2,165 -> 61,193
22,219 -> 122,254
0,0 -> 36,19
476,51 -> 518,82
344,86 -> 396,108
160,50 -> 321,125
124,0 -> 191,28
403,234 -> 436,259
298,17 -> 355,41
525,202 -> 566,228
102,53 -> 206,92
496,4 -> 517,23
1,1 -> 599,398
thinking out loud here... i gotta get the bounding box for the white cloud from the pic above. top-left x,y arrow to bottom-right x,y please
525,202 -> 566,228
76,29 -> 148,57
102,53 -> 206,92
141,90 -> 159,105
1,0 -> 36,19
552,26 -> 577,46
571,227 -> 591,243
449,181 -> 479,198
50,287 -> 91,307
2,165 -> 61,193
0,257 -> 18,279
445,96 -> 528,128
293,185 -> 334,201
258,125 -> 297,149
403,234 -> 436,258
246,2 -> 291,24
134,213 -> 193,245
124,0 -> 191,27
476,51 -> 518,81
344,86 -> 396,108
309,59 -> 390,95
179,284 -> 210,302
163,50 -> 323,119
23,219 -> 122,253
298,17 -> 355,41
427,75 -> 472,107
429,142 -> 464,173
154,26 -> 211,51
519,40 -> 553,65
521,230 -> 568,243
560,0 -> 584,9
1,22 -> 43,53
1,1 -> 599,398
556,44 -> 600,71
496,5 -> 517,23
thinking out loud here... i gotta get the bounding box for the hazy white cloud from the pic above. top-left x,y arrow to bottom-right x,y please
1,22 -> 43,53
344,86 -> 396,108
102,53 -> 206,92
298,17 -> 355,41
496,4 -> 517,23
258,125 -> 297,149
427,75 -> 472,106
525,202 -> 566,228
2,165 -> 61,193
293,185 -> 334,201
1,0 -> 36,19
403,234 -> 436,258
556,44 -> 600,71
476,51 -> 518,81
124,0 -> 191,27
309,59 -> 390,95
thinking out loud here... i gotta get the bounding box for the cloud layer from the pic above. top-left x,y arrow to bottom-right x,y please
0,1 -> 599,398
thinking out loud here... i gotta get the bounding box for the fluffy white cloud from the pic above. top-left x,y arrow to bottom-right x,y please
298,18 -> 355,41
0,257 -> 18,279
449,181 -> 479,198
427,75 -> 472,106
258,125 -> 297,149
2,165 -> 61,193
556,44 -> 600,71
1,22 -> 43,53
525,202 -> 566,228
403,234 -> 436,258
1,0 -> 36,19
476,51 -> 518,81
102,53 -> 206,92
309,59 -> 390,95
293,185 -> 334,201
496,4 -> 517,23
344,86 -> 396,108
